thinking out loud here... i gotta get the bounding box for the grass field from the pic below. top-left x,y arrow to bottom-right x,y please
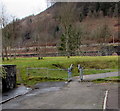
2,56 -> 118,85
93,76 -> 120,83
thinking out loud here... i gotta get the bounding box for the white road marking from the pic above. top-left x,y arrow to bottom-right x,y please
103,90 -> 109,110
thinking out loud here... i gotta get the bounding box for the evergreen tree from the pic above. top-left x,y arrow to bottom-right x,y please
59,24 -> 82,56
58,34 -> 66,52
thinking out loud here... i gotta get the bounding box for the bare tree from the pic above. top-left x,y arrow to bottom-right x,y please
91,21 -> 111,44
113,4 -> 118,17
1,5 -> 9,60
10,17 -> 18,59
35,18 -> 45,59
98,10 -> 104,18
1,4 -> 18,60
87,10 -> 93,18
107,7 -> 113,18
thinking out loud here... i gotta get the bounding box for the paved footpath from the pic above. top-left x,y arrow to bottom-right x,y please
106,84 -> 119,109
83,71 -> 118,81
2,82 -> 119,109
2,72 -> 119,109
2,82 -> 104,109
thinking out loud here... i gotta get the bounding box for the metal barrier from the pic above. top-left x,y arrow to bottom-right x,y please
26,67 -> 116,82
26,67 -> 67,80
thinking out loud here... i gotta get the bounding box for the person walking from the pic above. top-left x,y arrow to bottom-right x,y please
78,64 -> 83,81
68,64 -> 73,81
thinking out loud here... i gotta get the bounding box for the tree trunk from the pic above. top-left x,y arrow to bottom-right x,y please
9,47 -> 12,60
37,46 -> 43,60
14,48 -> 16,59
4,47 -> 9,60
65,28 -> 70,58
2,52 -> 4,61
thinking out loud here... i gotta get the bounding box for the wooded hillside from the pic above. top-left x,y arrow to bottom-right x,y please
2,2 -> 119,47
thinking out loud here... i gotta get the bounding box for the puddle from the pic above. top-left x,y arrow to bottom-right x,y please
26,81 -> 66,97
26,87 -> 60,96
34,81 -> 66,89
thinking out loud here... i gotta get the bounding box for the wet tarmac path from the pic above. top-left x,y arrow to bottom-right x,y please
2,81 -> 119,109
2,81 -> 66,104
1,72 -> 119,109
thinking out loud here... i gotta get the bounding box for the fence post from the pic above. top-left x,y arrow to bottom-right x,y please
80,67 -> 83,81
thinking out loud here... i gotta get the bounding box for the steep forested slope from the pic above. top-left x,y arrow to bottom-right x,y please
3,2 -> 119,48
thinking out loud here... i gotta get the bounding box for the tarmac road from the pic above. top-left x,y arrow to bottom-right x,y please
106,83 -> 119,109
2,81 -> 119,109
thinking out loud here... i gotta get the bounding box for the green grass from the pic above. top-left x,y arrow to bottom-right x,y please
2,56 -> 118,86
93,76 -> 120,83
105,76 -> 120,80
24,76 -> 65,86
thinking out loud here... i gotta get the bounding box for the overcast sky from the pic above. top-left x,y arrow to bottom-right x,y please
1,0 -> 49,19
